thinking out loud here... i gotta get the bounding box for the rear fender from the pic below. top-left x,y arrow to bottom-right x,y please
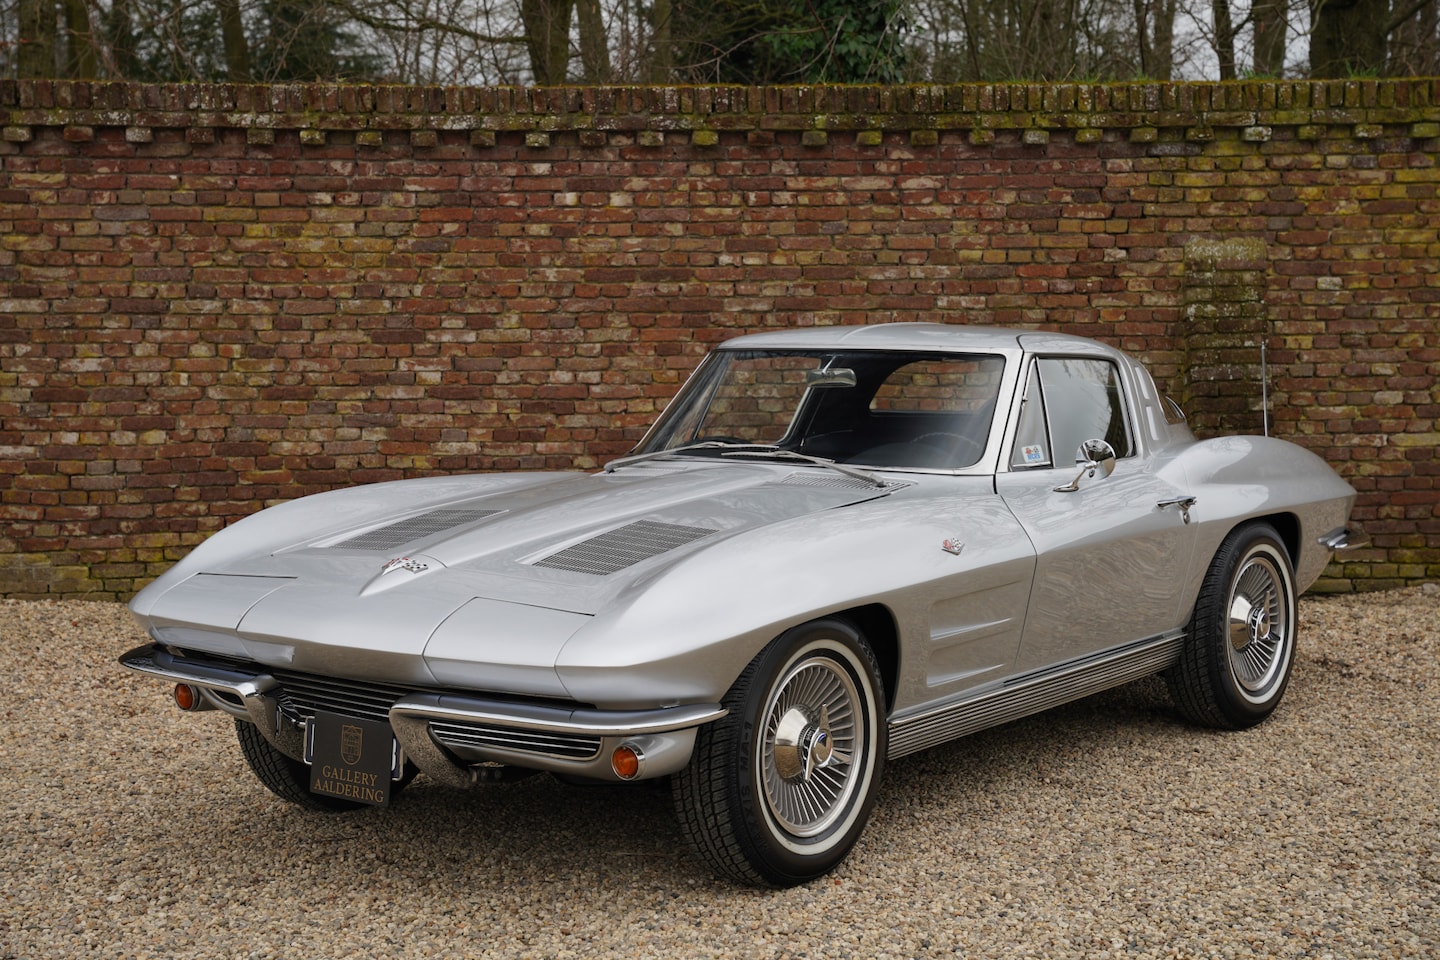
1175,435 -> 1356,604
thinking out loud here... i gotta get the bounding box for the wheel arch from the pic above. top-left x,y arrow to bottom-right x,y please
1234,512 -> 1300,565
830,603 -> 899,715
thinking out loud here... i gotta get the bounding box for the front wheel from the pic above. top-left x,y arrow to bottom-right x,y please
234,720 -> 416,811
235,719 -> 366,811
672,618 -> 887,887
1168,523 -> 1298,729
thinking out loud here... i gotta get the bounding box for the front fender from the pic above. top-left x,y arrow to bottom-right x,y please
554,488 -> 1034,709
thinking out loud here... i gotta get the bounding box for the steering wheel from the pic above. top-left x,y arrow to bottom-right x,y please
914,432 -> 984,466
691,436 -> 751,446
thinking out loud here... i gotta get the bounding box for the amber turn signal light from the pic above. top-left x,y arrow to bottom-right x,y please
173,683 -> 202,711
611,743 -> 644,780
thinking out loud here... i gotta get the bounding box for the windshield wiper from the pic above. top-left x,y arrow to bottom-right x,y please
717,445 -> 889,488
603,440 -> 742,473
605,441 -> 890,488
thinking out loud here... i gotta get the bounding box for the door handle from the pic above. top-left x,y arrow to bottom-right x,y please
1156,496 -> 1197,524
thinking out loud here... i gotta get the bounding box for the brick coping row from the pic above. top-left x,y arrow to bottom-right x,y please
4,79 -> 1440,145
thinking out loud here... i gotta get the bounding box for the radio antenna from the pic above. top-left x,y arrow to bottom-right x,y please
1260,338 -> 1269,437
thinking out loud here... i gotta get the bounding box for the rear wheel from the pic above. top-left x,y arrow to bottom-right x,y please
1168,523 -> 1297,729
673,618 -> 886,887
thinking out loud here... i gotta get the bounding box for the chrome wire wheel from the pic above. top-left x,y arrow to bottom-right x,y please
1226,549 -> 1292,702
672,619 -> 886,886
1168,523 -> 1298,730
758,650 -> 864,842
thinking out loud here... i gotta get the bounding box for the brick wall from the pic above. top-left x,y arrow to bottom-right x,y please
2,79 -> 1437,598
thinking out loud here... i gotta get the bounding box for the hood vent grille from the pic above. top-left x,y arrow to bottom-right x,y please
330,508 -> 502,552
771,472 -> 881,489
770,472 -> 905,491
535,519 -> 716,576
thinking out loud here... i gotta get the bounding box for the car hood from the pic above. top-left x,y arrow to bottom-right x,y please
132,461 -> 902,690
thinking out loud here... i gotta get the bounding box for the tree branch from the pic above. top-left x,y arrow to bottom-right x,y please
1385,0 -> 1432,35
325,0 -> 527,44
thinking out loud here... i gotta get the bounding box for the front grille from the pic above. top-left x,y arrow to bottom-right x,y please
534,519 -> 716,575
271,669 -> 416,724
264,667 -> 598,764
429,720 -> 602,760
330,508 -> 502,552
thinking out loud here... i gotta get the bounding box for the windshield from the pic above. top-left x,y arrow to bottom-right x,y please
634,349 -> 1006,471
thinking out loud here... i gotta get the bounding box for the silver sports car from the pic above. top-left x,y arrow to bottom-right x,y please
122,323 -> 1357,886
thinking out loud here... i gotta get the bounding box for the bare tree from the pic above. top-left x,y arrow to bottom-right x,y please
63,0 -> 99,74
8,0 -> 1440,84
1389,0 -> 1440,72
1310,0 -> 1386,75
574,0 -> 607,80
1251,0 -> 1285,73
1135,0 -> 1180,78
519,0 -> 571,82
1211,0 -> 1237,77
649,0 -> 671,80
17,0 -> 57,76
219,0 -> 249,78
1308,0 -> 1440,77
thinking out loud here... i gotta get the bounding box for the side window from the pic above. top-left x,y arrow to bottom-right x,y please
1037,358 -> 1133,461
1009,357 -> 1133,469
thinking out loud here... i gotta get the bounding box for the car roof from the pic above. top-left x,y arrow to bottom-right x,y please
717,322 -> 1117,357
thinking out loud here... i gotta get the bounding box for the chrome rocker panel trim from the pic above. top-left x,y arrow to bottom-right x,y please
887,631 -> 1187,759
119,644 -> 725,787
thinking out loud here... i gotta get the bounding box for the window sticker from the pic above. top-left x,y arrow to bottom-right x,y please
1021,444 -> 1048,465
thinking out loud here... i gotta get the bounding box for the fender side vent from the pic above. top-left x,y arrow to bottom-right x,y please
330,509 -> 502,552
535,519 -> 716,576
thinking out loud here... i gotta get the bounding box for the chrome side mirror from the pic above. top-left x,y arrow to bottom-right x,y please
1053,439 -> 1117,493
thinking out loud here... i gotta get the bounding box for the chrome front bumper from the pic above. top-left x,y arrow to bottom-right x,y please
119,644 -> 725,786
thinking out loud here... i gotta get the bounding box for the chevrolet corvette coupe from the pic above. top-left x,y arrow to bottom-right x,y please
121,324 -> 1357,886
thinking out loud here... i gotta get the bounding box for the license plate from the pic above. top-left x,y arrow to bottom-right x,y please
305,711 -> 400,806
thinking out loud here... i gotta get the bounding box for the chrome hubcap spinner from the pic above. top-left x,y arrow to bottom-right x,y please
760,652 -> 863,839
1225,552 -> 1289,697
773,705 -> 835,782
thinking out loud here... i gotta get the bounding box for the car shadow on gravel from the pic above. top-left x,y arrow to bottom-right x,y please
203,674 -> 1186,891
215,767 -> 700,888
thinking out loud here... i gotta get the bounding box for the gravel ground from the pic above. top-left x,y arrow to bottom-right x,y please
1,590 -> 1436,960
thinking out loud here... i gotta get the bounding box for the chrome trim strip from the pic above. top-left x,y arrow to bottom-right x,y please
119,644 -> 277,699
887,631 -> 1186,759
390,695 -> 721,786
388,693 -> 726,737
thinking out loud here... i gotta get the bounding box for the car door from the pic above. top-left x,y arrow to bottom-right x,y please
995,353 -> 1198,672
